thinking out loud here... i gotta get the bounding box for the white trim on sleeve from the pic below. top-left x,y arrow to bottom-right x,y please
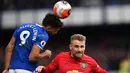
35,44 -> 43,50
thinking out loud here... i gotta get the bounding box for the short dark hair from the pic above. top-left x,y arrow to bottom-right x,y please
42,13 -> 63,28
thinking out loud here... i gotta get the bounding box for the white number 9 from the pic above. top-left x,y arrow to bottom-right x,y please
19,30 -> 30,46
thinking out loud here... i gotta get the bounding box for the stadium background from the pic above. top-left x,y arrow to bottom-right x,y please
0,0 -> 130,73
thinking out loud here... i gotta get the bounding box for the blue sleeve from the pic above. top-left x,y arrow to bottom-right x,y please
34,34 -> 48,50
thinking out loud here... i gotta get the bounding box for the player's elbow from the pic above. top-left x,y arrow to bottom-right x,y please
29,55 -> 33,61
29,54 -> 38,62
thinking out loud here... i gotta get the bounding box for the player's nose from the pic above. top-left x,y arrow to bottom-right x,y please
78,48 -> 82,52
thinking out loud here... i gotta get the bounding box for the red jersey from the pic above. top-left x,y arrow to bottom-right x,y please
42,52 -> 108,73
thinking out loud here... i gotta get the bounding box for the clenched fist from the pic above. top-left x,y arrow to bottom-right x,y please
42,49 -> 52,59
35,66 -> 45,73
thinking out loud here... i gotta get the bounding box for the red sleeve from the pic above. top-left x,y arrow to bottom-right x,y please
90,58 -> 108,73
92,65 -> 108,73
42,53 -> 61,73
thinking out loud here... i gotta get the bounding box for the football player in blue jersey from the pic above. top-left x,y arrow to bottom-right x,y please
2,13 -> 63,73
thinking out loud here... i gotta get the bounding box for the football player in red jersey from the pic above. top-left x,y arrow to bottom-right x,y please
35,34 -> 108,73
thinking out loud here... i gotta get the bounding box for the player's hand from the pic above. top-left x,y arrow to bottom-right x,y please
35,66 -> 45,73
2,69 -> 8,73
42,49 -> 52,59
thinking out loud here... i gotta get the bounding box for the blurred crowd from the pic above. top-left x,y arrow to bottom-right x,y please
1,0 -> 130,10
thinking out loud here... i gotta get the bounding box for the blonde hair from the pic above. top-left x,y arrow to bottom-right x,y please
70,34 -> 86,43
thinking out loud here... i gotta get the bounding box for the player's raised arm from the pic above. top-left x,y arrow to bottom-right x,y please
29,27 -> 51,62
29,44 -> 52,62
3,37 -> 16,73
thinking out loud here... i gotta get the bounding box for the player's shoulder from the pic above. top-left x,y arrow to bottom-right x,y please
56,52 -> 70,58
18,23 -> 37,29
21,23 -> 42,28
83,55 -> 100,68
58,52 -> 69,56
83,55 -> 93,59
35,24 -> 47,34
35,23 -> 43,28
83,55 -> 97,63
35,23 -> 49,37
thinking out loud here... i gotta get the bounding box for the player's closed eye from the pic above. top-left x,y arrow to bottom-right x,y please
74,45 -> 79,48
80,45 -> 84,48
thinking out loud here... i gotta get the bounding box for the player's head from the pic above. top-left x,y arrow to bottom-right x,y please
42,13 -> 63,35
69,34 -> 86,59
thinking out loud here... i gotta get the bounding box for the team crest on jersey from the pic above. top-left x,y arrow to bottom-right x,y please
80,62 -> 87,69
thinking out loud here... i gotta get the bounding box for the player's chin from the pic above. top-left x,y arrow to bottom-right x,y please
75,53 -> 83,58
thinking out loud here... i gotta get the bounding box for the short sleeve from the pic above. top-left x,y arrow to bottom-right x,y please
34,34 -> 49,50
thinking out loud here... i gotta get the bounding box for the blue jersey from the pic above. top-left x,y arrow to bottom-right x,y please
9,23 -> 49,71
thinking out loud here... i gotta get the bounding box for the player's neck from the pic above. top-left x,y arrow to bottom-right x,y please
43,26 -> 47,30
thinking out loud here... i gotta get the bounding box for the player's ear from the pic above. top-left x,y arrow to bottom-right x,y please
69,44 -> 72,50
46,25 -> 53,31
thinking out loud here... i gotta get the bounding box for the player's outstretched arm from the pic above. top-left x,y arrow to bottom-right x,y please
92,66 -> 108,73
2,37 -> 16,73
35,60 -> 58,73
35,53 -> 61,73
91,58 -> 108,73
29,44 -> 52,62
